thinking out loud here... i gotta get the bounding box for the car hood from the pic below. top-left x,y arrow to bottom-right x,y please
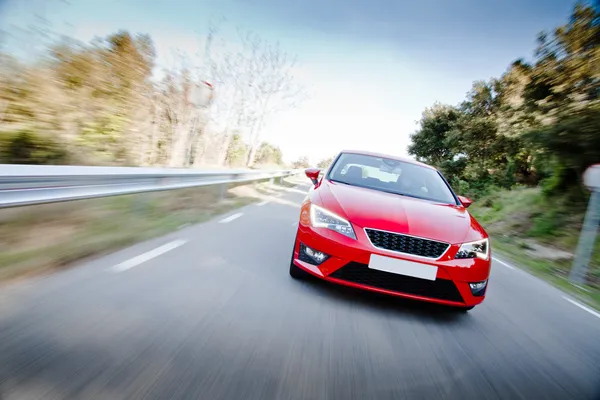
318,181 -> 485,244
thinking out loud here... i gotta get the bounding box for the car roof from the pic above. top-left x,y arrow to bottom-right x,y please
338,150 -> 437,170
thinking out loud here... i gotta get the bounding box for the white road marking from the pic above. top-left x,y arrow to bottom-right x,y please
219,213 -> 243,223
493,257 -> 515,270
573,284 -> 591,293
490,256 -> 597,318
563,297 -> 600,319
257,200 -> 270,206
109,239 -> 187,273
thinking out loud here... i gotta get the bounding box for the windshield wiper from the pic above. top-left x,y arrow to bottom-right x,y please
387,190 -> 452,204
329,178 -> 351,186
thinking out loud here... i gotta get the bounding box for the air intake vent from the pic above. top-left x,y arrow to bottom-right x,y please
330,262 -> 463,303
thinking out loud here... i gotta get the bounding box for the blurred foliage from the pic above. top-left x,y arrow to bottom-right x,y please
226,133 -> 249,167
408,2 -> 599,200
0,24 -> 293,168
254,142 -> 284,166
0,31 -> 158,166
317,156 -> 335,169
0,130 -> 69,164
292,156 -> 310,169
470,186 -> 599,307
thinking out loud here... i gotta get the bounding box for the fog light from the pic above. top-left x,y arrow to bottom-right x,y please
305,246 -> 327,263
300,243 -> 329,265
469,280 -> 487,296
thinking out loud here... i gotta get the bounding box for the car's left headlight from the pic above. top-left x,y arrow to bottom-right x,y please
455,238 -> 489,260
309,204 -> 356,239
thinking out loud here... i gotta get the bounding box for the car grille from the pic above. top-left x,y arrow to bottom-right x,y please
365,228 -> 449,259
329,262 -> 464,303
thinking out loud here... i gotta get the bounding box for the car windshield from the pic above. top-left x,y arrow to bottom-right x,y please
327,153 -> 458,205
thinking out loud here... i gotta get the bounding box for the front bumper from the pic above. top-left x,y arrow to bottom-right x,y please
293,223 -> 491,307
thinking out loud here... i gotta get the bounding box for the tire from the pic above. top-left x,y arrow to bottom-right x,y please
289,257 -> 311,279
289,237 -> 311,279
458,305 -> 475,312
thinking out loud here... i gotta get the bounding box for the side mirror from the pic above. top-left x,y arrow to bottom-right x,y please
458,195 -> 473,208
305,168 -> 321,186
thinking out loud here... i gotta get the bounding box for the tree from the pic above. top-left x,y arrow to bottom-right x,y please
520,3 -> 600,190
225,133 -> 248,167
254,142 -> 283,165
157,62 -> 208,168
0,30 -> 158,165
407,2 -> 600,196
244,36 -> 306,167
408,103 -> 460,166
317,156 -> 335,169
0,14 -> 302,170
203,28 -> 304,168
292,156 -> 310,169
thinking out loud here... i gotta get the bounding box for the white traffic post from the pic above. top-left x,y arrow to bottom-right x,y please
569,164 -> 600,285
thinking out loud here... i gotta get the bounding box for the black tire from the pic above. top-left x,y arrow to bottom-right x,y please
458,305 -> 475,312
289,237 -> 311,279
289,257 -> 311,279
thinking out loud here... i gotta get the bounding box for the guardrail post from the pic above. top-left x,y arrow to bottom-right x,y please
569,190 -> 600,285
219,182 -> 227,201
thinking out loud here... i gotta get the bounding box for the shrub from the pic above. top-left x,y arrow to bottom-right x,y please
0,130 -> 70,165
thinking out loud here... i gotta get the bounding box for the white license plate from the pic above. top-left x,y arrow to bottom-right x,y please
368,254 -> 438,281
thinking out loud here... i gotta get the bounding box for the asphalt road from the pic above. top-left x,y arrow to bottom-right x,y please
1,182 -> 599,400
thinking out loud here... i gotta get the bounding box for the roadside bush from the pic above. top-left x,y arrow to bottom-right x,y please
450,177 -> 497,201
225,134 -> 249,167
0,130 -> 70,165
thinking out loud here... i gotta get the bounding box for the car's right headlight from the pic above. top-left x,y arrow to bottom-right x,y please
454,238 -> 489,260
309,203 -> 356,239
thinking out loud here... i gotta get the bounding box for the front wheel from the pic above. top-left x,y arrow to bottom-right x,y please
289,238 -> 310,279
289,257 -> 311,279
458,305 -> 475,312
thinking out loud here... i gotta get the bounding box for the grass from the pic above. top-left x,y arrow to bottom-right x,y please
470,187 -> 600,310
0,176 -> 300,282
252,174 -> 307,195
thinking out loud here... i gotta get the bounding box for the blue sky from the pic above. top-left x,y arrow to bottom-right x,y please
0,0 -> 576,163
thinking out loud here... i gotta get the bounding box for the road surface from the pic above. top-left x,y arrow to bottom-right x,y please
1,182 -> 599,400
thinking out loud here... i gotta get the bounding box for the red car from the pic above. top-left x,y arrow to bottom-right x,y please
290,150 -> 491,311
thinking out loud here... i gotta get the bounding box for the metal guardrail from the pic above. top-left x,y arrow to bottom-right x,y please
0,164 -> 303,208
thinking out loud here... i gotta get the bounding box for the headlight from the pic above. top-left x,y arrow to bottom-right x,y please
455,238 -> 489,260
309,204 -> 356,239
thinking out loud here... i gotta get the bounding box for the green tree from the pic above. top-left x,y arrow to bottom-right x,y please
521,3 -> 600,191
254,142 -> 284,165
317,156 -> 335,169
408,104 -> 460,166
0,130 -> 69,164
225,133 -> 249,167
408,104 -> 465,182
409,2 -> 600,196
292,156 -> 310,169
